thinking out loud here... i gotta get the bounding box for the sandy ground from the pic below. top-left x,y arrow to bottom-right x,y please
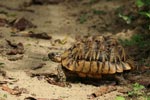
0,0 -> 139,100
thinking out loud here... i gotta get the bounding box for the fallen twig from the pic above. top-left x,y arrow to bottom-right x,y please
24,96 -> 63,100
11,31 -> 52,40
0,4 -> 34,13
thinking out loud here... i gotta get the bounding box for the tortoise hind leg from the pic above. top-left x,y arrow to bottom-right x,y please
115,74 -> 128,85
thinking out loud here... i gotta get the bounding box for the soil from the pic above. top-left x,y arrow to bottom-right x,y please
0,0 -> 149,100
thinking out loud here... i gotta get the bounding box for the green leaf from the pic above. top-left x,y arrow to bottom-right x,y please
139,12 -> 150,18
90,0 -> 97,4
118,14 -> 131,24
136,0 -> 145,7
0,63 -> 4,65
133,83 -> 145,91
115,96 -> 126,100
3,94 -> 7,98
93,10 -> 106,15
128,91 -> 134,96
142,0 -> 150,5
146,96 -> 150,100
79,14 -> 87,24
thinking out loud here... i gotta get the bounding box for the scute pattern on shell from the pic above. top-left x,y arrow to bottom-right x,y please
61,35 -> 134,78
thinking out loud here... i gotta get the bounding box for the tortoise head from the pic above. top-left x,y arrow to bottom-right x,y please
48,52 -> 62,62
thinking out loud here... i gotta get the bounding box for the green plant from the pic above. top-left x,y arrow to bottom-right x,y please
93,9 -> 106,15
139,12 -> 150,18
0,63 -> 4,68
136,0 -> 145,7
136,0 -> 150,30
120,34 -> 150,66
0,63 -> 4,65
115,96 -> 126,100
119,34 -> 150,48
89,0 -> 97,4
136,0 -> 150,7
118,0 -> 150,29
79,14 -> 88,24
146,96 -> 150,100
139,11 -> 150,30
128,83 -> 145,97
119,34 -> 143,46
3,94 -> 7,98
118,13 -> 132,24
0,93 -> 7,100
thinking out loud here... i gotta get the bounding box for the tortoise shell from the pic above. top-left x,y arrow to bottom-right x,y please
57,35 -> 134,79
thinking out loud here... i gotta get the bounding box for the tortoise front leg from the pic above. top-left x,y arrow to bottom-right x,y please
57,65 -> 71,87
57,65 -> 66,82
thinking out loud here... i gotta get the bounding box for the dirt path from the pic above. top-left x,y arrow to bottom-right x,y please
0,0 -> 137,100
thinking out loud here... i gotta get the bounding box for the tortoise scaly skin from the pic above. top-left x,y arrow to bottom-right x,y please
48,35 -> 134,85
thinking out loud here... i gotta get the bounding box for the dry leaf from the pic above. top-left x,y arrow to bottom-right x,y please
13,17 -> 36,31
2,85 -> 21,95
88,85 -> 117,99
2,85 -> 28,96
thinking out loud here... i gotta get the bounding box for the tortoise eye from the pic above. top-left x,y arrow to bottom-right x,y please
48,53 -> 55,58
48,52 -> 60,58
95,40 -> 99,43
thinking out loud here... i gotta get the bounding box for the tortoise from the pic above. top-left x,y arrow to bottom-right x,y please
48,35 -> 134,85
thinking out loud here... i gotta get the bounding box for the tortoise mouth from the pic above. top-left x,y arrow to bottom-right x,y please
48,52 -> 61,62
